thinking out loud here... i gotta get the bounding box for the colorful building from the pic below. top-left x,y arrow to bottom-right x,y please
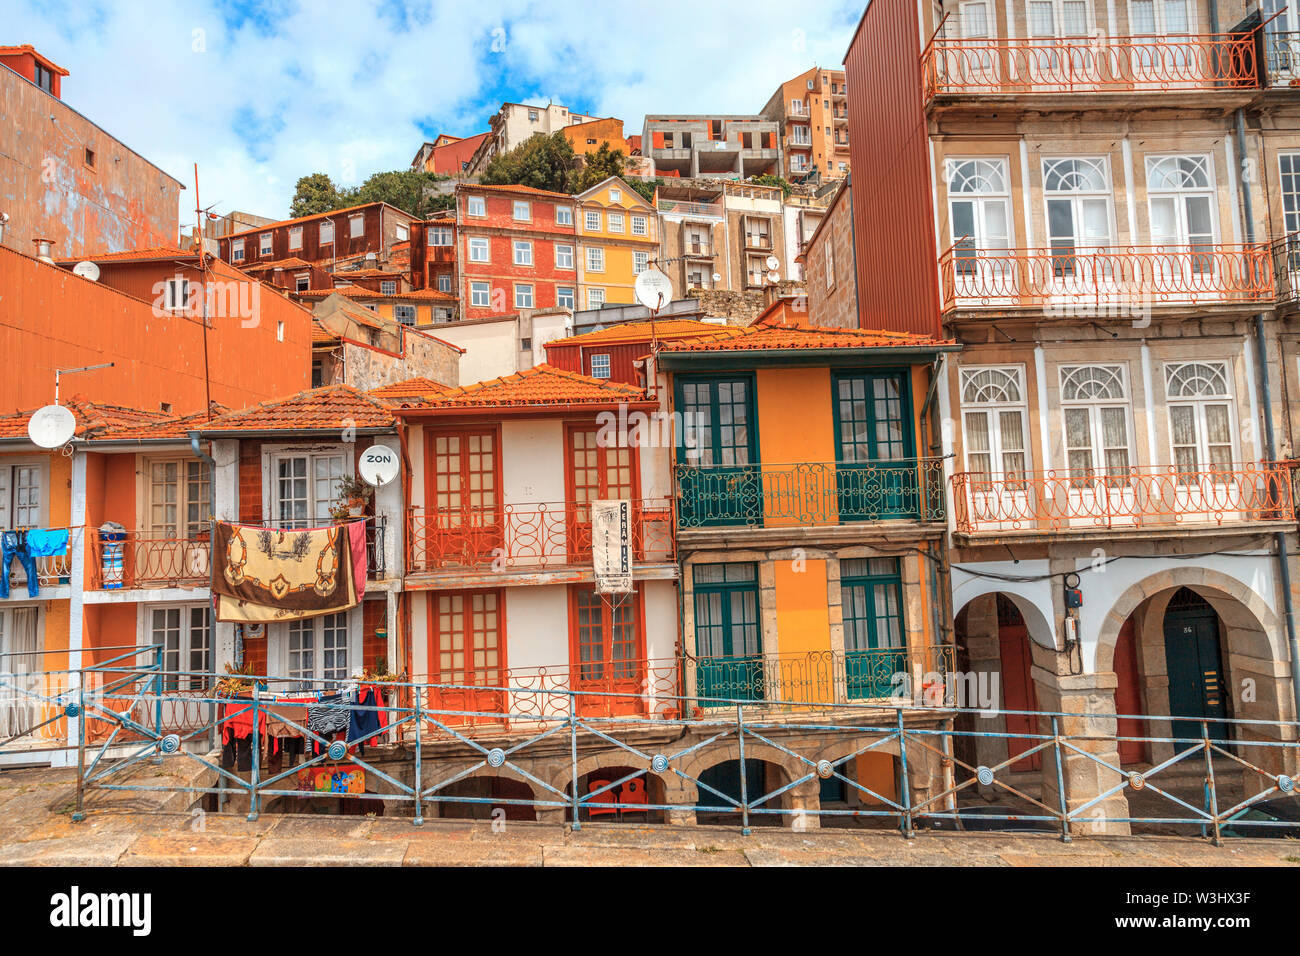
574,176 -> 660,310
760,66 -> 850,181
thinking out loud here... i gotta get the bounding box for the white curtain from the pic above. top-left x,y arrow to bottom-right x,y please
0,608 -> 41,738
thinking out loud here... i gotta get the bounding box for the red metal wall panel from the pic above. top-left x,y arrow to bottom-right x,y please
844,0 -> 941,336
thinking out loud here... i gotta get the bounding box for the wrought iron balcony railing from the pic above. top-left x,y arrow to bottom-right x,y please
938,243 -> 1273,312
1264,30 -> 1300,87
921,33 -> 1258,100
691,646 -> 956,707
1271,233 -> 1300,309
407,498 -> 675,575
950,462 -> 1295,534
675,460 -> 946,529
88,529 -> 211,590
0,527 -> 76,593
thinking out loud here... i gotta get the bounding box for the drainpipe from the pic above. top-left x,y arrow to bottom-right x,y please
1233,107 -> 1300,721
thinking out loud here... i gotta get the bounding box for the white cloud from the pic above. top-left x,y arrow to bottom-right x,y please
13,0 -> 861,222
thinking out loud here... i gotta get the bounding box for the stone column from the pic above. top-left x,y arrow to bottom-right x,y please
961,594 -> 1009,791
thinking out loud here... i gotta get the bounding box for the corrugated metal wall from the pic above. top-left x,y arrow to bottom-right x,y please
844,0 -> 942,336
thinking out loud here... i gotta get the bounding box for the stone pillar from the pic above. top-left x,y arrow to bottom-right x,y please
962,594 -> 1009,790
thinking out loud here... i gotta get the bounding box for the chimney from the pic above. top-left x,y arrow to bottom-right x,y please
33,237 -> 55,264
0,212 -> 8,246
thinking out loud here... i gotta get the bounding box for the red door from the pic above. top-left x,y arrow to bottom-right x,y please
428,590 -> 507,725
425,428 -> 501,569
570,586 -> 645,717
998,598 -> 1041,771
1113,617 -> 1149,765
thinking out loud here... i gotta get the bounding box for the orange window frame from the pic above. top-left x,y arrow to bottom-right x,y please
427,588 -> 508,685
424,424 -> 503,514
566,584 -> 646,677
563,421 -> 640,505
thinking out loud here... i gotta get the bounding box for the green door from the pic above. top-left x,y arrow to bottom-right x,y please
841,558 -> 907,699
693,563 -> 762,703
833,371 -> 918,520
676,376 -> 759,527
1163,588 -> 1229,752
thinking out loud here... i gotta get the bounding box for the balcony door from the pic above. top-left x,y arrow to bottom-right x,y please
952,0 -> 998,88
0,606 -> 40,738
948,159 -> 1015,304
1145,155 -> 1218,295
1163,362 -> 1240,521
959,366 -> 1032,530
428,590 -> 506,723
841,558 -> 906,700
424,428 -> 500,569
567,426 -> 636,563
1024,0 -> 1092,88
570,586 -> 644,717
1058,365 -> 1137,527
833,370 -> 917,520
1129,0 -> 1194,84
1042,158 -> 1115,301
1278,153 -> 1300,300
693,564 -> 762,703
144,459 -> 211,586
676,376 -> 758,527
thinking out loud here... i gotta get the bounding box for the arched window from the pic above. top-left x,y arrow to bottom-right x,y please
1058,365 -> 1131,481
959,366 -> 1028,478
1163,361 -> 1234,473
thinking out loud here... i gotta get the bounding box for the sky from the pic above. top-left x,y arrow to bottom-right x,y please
11,0 -> 863,223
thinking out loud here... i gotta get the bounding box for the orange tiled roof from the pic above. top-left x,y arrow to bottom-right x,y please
394,364 -> 648,413
545,318 -> 717,349
94,402 -> 232,441
0,398 -> 170,441
459,182 -> 573,200
333,267 -> 405,279
311,320 -> 338,344
294,287 -> 456,303
368,377 -> 454,406
196,384 -> 395,434
60,246 -> 195,265
657,316 -> 956,354
242,256 -> 314,271
222,202 -> 411,241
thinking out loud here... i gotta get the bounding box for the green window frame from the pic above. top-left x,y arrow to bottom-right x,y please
841,557 -> 906,700
675,375 -> 760,527
832,369 -> 927,520
692,563 -> 762,702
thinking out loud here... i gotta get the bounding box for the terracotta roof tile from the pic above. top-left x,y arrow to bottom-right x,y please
545,318 -> 719,349
197,384 -> 395,434
0,398 -> 170,441
294,287 -> 456,304
60,247 -> 196,265
394,364 -> 648,412
368,377 -> 454,406
241,256 -> 314,271
459,182 -> 573,200
311,320 -> 338,344
93,402 -> 232,441
657,316 -> 955,354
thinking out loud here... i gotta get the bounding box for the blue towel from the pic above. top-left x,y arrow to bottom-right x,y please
26,528 -> 69,557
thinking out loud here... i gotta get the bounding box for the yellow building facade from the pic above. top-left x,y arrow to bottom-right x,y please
575,176 -> 660,309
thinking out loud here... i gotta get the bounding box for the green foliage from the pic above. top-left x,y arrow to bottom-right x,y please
289,169 -> 452,220
289,173 -> 345,219
572,141 -> 626,193
750,173 -> 793,198
626,177 -> 665,204
480,132 -> 579,194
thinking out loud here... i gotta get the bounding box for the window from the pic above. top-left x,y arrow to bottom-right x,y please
35,64 -> 54,93
0,462 -> 44,529
947,157 -> 1011,274
431,591 -> 502,689
380,280 -> 397,294
631,215 -> 648,237
434,307 -> 454,323
791,125 -> 812,146
436,274 -> 452,293
512,200 -> 531,221
470,281 -> 490,307
396,224 -> 408,241
826,243 -> 836,289
841,557 -> 905,699
147,460 -> 210,539
556,206 -> 574,226
467,195 -> 486,217
152,605 -> 211,691
571,586 -> 640,686
692,563 -> 761,700
230,238 -> 244,262
959,366 -> 1028,479
0,606 -> 40,691
609,188 -> 622,203
1059,365 -> 1131,482
395,304 -> 417,326
528,109 -> 539,121
468,237 -> 490,262
162,277 -> 190,313
520,338 -> 532,351
349,214 -> 364,238
607,212 -> 624,234
558,286 -> 575,309
319,219 -> 335,244
272,452 -> 347,527
515,283 -> 534,309
745,216 -> 771,248
1146,155 -> 1215,271
83,147 -> 95,169
295,273 -> 310,292
633,251 -> 649,274
1280,153 -> 1300,236
428,226 -> 452,246
569,426 -> 634,502
555,244 -> 574,269
259,233 -> 272,256
288,226 -> 303,251
586,288 -> 605,309
287,612 -> 350,691
590,354 -> 611,379
1043,157 -> 1112,276
513,240 -> 533,266
1164,362 -> 1234,474
586,247 -> 605,272
585,210 -> 602,231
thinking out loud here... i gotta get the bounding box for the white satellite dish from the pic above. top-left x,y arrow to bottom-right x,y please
765,254 -> 780,271
28,404 -> 76,449
767,270 -> 781,283
72,261 -> 100,282
712,272 -> 722,282
634,267 -> 673,312
358,444 -> 400,487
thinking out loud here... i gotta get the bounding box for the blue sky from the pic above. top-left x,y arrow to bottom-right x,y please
10,0 -> 863,221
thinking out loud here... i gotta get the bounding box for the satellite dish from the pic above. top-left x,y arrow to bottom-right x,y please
634,267 -> 673,311
712,272 -> 722,282
767,270 -> 781,283
358,444 -> 400,487
765,255 -> 780,271
28,404 -> 76,449
72,261 -> 100,282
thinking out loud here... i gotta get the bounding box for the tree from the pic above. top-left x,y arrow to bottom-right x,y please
750,173 -> 793,198
352,169 -> 453,219
572,141 -> 626,193
289,173 -> 345,218
626,177 -> 665,204
480,132 -> 579,193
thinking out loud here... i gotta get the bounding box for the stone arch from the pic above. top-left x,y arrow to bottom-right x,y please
425,764 -> 545,821
952,580 -> 1056,651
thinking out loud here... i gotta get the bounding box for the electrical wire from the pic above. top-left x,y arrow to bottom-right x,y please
951,537 -> 1278,583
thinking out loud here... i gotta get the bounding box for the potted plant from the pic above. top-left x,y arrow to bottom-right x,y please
335,474 -> 374,517
215,662 -> 256,697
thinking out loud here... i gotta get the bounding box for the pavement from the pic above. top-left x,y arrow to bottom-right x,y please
1,765 -> 1299,866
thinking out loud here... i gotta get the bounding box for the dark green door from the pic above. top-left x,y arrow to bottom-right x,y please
1163,588 -> 1230,752
841,558 -> 907,699
693,563 -> 762,703
833,371 -> 918,520
676,376 -> 759,527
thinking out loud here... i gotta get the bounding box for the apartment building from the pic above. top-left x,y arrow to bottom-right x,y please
574,176 -> 660,310
215,203 -> 415,277
410,217 -> 457,295
411,133 -> 489,177
760,66 -> 851,181
655,179 -> 788,297
467,102 -> 603,175
848,0 -> 1300,831
800,179 -> 857,329
642,115 -> 782,179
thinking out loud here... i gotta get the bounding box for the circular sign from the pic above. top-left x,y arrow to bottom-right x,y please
634,267 -> 673,312
358,444 -> 399,487
28,404 -> 76,449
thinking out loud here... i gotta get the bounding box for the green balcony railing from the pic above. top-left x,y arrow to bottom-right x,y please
674,459 -> 947,529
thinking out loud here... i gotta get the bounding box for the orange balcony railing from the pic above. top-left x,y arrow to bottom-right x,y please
407,499 -> 675,575
921,33 -> 1258,100
938,243 -> 1273,313
87,529 -> 211,590
950,462 -> 1294,535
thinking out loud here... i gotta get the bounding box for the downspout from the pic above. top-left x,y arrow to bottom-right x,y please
1233,106 -> 1300,721
844,173 -> 862,328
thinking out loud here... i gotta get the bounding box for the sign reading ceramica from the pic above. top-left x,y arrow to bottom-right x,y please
591,499 -> 633,594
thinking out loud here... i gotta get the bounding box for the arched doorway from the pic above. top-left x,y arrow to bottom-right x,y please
565,767 -> 665,824
436,775 -> 538,821
695,759 -> 786,827
996,595 -> 1041,771
1113,616 -> 1149,766
1162,587 -> 1230,750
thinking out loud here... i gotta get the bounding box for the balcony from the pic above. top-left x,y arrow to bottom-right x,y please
937,243 -> 1273,313
691,646 -> 954,707
657,198 -> 724,219
921,34 -> 1258,102
1264,31 -> 1300,87
950,463 -> 1294,536
1272,234 -> 1300,311
675,460 -> 946,530
1,527 -> 75,594
685,240 -> 714,258
407,499 -> 675,576
88,530 -> 211,590
744,232 -> 774,251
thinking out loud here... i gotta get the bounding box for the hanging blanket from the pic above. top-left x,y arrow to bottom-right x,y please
211,522 -> 366,623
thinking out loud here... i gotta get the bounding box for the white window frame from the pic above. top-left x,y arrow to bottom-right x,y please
515,283 -> 535,309
610,188 -> 622,203
259,232 -> 273,255
349,214 -> 364,239
470,281 -> 491,307
394,304 -> 417,326
1163,361 -> 1237,474
265,447 -> 349,528
230,238 -> 245,262
587,287 -> 606,309
0,460 -> 46,530
633,250 -> 649,274
585,210 -> 602,232
467,195 -> 487,218
513,240 -> 534,267
958,366 -> 1030,478
162,277 -> 191,313
1057,364 -> 1133,480
557,286 -> 575,309
555,244 -> 575,270
319,219 -> 335,245
556,206 -> 574,226
607,211 -> 625,234
380,280 -> 397,295
468,236 -> 490,263
273,609 -> 359,690
586,247 -> 605,272
590,354 -> 612,379
436,274 -> 452,293
631,215 -> 648,237
1144,153 -> 1218,253
147,603 -> 212,691
145,457 -> 210,539
513,200 -> 532,222
288,226 -> 303,251
428,226 -> 452,246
